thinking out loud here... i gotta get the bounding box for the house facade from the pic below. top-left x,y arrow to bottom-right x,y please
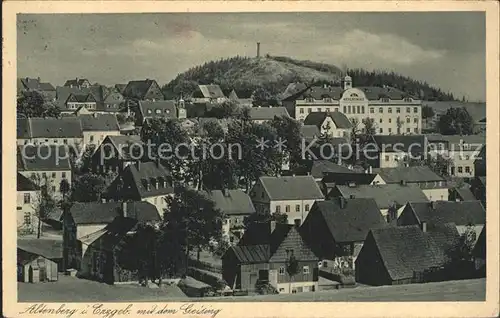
366,135 -> 427,168
17,117 -> 83,147
90,135 -> 144,174
79,114 -> 121,148
17,173 -> 40,234
282,76 -> 422,134
191,84 -> 227,104
64,78 -> 91,89
303,112 -> 352,138
249,176 -> 325,226
17,77 -> 56,101
122,79 -> 164,101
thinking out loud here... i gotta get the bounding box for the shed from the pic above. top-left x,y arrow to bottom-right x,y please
17,249 -> 58,283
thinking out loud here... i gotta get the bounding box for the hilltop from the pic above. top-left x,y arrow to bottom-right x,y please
162,55 -> 457,101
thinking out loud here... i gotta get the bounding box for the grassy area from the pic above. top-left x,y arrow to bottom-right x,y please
19,275 -> 485,302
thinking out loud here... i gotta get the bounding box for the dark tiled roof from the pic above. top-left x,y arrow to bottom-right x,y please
311,198 -> 387,243
472,226 -> 486,258
21,117 -> 83,138
17,238 -> 63,259
407,200 -> 486,226
424,223 -> 460,254
79,114 -> 120,131
64,78 -> 89,87
17,145 -> 71,171
56,86 -> 104,108
374,166 -> 444,183
105,162 -> 173,199
230,245 -> 270,263
17,173 -> 40,191
300,125 -> 320,141
19,78 -> 56,92
334,184 -> 428,209
450,187 -> 476,201
208,190 -> 256,216
372,135 -> 426,154
367,225 -> 449,281
89,216 -> 139,252
139,100 -> 177,119
299,86 -> 344,100
281,82 -> 308,100
303,112 -> 352,129
122,79 -> 160,100
115,84 -> 127,94
259,175 -> 324,201
304,160 -> 354,179
322,172 -> 379,187
249,107 -> 290,121
69,201 -> 160,225
17,118 -> 31,139
197,85 -> 225,99
357,86 -> 411,100
268,225 -> 318,262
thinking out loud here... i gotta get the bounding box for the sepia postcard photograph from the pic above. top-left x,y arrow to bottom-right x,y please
2,1 -> 499,317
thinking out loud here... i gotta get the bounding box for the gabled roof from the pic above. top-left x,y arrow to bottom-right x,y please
304,160 -> 354,179
298,86 -> 343,100
17,145 -> 71,171
268,225 -> 318,262
139,100 -> 177,119
104,162 -> 173,199
300,125 -> 320,142
230,245 -> 270,263
64,78 -> 90,87
197,85 -> 225,99
424,223 -> 461,253
303,112 -> 352,129
407,200 -> 486,226
88,216 -> 139,252
101,135 -> 143,160
207,189 -> 256,216
322,172 -> 379,187
18,77 -> 56,92
259,175 -> 324,201
311,198 -> 387,243
366,225 -> 450,281
17,173 -> 40,191
249,107 -> 290,121
334,184 -> 428,209
449,187 -> 476,201
374,166 -> 445,184
472,226 -> 486,258
371,135 -> 426,154
69,201 -> 160,225
122,79 -> 162,100
19,117 -> 83,138
79,114 -> 120,131
115,84 -> 127,94
17,238 -> 63,260
357,86 -> 412,100
56,86 -> 104,108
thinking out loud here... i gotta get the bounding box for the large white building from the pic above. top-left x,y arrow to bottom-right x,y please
282,76 -> 422,135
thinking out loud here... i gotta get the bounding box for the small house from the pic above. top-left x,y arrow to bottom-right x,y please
90,135 -> 144,174
303,112 -> 352,138
17,238 -> 63,282
366,135 -> 426,168
121,79 -> 165,101
79,113 -> 121,147
222,222 -> 319,294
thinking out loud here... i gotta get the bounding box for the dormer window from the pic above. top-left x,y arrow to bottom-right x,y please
404,98 -> 412,102
323,97 -> 332,102
165,109 -> 170,113
147,109 -> 152,114
156,109 -> 161,114
381,98 -> 390,103
305,97 -> 314,103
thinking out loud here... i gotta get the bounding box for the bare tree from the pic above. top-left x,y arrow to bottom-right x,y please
29,174 -> 57,238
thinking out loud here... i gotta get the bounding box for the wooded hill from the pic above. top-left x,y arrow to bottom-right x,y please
162,55 -> 457,101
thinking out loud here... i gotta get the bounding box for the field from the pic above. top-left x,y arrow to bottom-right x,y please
18,276 -> 485,302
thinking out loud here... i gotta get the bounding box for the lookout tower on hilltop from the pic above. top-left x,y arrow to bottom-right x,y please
256,42 -> 261,58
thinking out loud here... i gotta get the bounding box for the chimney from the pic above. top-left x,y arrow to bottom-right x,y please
136,161 -> 140,171
93,112 -> 98,118
256,42 -> 261,58
270,220 -> 276,233
421,221 -> 427,233
339,196 -> 346,209
430,201 -> 436,209
122,201 -> 127,218
37,77 -> 40,82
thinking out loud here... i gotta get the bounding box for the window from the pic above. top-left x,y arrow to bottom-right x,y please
147,109 -> 152,114
388,107 -> 392,113
51,186 -> 56,192
379,118 -> 383,123
385,155 -> 390,161
275,206 -> 281,213
303,266 -> 310,274
317,108 -> 322,112
396,107 -> 401,113
335,107 -> 339,112
458,167 -> 463,173
279,267 -> 285,275
406,107 -> 411,113
90,135 -> 94,142
370,108 -> 374,114
155,109 -> 161,114
465,166 -> 471,173
348,106 -> 351,113
299,108 -> 304,114
379,128 -> 383,133
24,193 -> 30,204
343,106 -> 347,113
305,204 -> 310,212
404,98 -> 412,102
52,172 -> 56,178
406,128 -> 411,133
414,107 -> 418,113
54,139 -> 58,143
379,107 -> 383,113
361,106 -> 365,113
413,118 -> 418,123
24,212 -> 31,225
465,155 -> 470,160
63,139 -> 68,145
406,117 -> 410,123
388,128 -> 392,133
357,106 -> 361,113
296,205 -> 300,212
414,128 -> 418,133
62,172 -> 66,178
389,118 -> 392,123
308,108 -> 312,114
42,172 -> 47,178
285,205 -> 290,213
261,192 -> 264,198
305,97 -> 314,103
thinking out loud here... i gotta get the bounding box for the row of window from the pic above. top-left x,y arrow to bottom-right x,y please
370,107 -> 419,114
371,117 -> 419,124
279,265 -> 310,275
146,109 -> 172,115
24,139 -> 71,145
379,127 -> 419,134
275,204 -> 310,214
302,97 -> 414,103
454,166 -> 472,174
67,103 -> 96,110
36,172 -> 67,179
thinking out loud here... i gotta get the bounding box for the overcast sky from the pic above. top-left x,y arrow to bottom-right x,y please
17,12 -> 485,101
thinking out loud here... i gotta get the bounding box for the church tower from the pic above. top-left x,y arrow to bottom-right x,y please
177,96 -> 186,119
343,74 -> 352,90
